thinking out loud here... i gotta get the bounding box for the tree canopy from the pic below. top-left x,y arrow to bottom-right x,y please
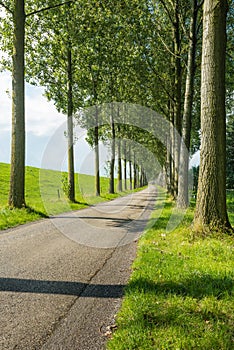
0,0 -> 233,231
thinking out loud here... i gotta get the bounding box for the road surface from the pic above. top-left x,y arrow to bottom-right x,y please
0,186 -> 157,350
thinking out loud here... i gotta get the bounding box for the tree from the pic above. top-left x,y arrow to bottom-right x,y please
117,123 -> 123,192
27,2 -> 80,202
128,0 -> 194,195
0,0 -> 26,207
226,2 -> 234,190
9,0 -> 25,208
194,0 -> 232,231
226,114 -> 234,189
0,0 -> 73,208
177,0 -> 202,208
109,103 -> 116,194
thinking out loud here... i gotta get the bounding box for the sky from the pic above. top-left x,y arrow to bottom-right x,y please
0,70 -> 200,175
0,70 -> 104,175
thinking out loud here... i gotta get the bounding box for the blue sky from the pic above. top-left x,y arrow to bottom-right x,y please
0,71 -> 95,172
0,71 -> 64,164
0,70 -> 112,175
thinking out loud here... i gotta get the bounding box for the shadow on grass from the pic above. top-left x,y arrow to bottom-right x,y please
25,206 -> 49,218
126,274 -> 233,300
149,200 -> 174,230
136,302 -> 233,338
122,275 -> 234,346
70,200 -> 90,208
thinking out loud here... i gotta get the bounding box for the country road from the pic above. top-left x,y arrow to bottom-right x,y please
0,186 -> 157,350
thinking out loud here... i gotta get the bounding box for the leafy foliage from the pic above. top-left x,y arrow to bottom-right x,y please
227,114 -> 234,189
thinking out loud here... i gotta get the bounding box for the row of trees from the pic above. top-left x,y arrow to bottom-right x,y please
0,0 -> 233,232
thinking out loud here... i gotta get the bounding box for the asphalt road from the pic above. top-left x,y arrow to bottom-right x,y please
0,186 -> 157,350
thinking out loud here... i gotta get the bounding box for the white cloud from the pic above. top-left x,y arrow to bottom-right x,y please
0,71 -> 97,172
0,71 -> 67,167
190,150 -> 200,168
25,85 -> 65,137
0,71 -> 11,131
0,71 -> 66,136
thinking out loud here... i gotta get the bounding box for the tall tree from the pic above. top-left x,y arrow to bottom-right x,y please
0,0 -> 73,208
226,114 -> 234,189
66,45 -> 75,202
177,0 -> 202,208
117,124 -> 123,192
109,103 -> 116,194
9,0 -> 25,207
194,0 -> 231,230
26,2 -> 81,202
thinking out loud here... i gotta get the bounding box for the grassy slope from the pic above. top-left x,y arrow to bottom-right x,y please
108,189 -> 234,350
0,162 -> 135,230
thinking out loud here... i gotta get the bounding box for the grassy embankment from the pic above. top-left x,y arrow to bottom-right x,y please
0,162 -> 139,230
108,189 -> 234,350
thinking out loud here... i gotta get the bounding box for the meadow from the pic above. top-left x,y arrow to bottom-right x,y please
0,162 -> 133,230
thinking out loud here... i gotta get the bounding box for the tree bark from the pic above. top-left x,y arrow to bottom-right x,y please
123,140 -> 127,190
9,0 -> 25,208
170,112 -> 175,196
94,106 -> 100,196
140,167 -> 144,187
133,153 -> 137,190
177,0 -> 198,208
172,0 -> 182,198
117,125 -> 122,192
109,104 -> 115,194
129,145 -> 133,190
67,47 -> 75,202
194,0 -> 231,230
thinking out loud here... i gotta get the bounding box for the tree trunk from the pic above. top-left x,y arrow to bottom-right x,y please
144,170 -> 147,186
123,140 -> 127,190
94,106 -> 100,196
9,0 -> 25,208
133,153 -> 137,190
129,145 -> 132,190
177,0 -> 198,208
172,0 -> 182,198
117,126 -> 122,192
140,167 -> 144,187
137,165 -> 140,188
67,47 -> 75,202
109,104 -> 115,194
194,0 -> 231,230
170,113 -> 175,196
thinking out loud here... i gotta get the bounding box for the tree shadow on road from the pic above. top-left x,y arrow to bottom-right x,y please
0,277 -> 125,298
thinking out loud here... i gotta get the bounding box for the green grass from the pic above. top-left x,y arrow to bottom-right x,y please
0,162 -> 142,230
227,190 -> 234,225
107,189 -> 234,350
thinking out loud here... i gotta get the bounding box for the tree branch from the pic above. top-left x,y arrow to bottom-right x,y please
157,32 -> 181,59
196,15 -> 203,36
135,31 -> 176,103
144,56 -> 176,103
0,1 -> 13,14
159,0 -> 174,25
197,0 -> 204,9
178,12 -> 189,40
26,0 -> 74,18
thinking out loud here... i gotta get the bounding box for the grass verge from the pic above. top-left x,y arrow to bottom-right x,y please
107,188 -> 234,350
0,163 -> 143,230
